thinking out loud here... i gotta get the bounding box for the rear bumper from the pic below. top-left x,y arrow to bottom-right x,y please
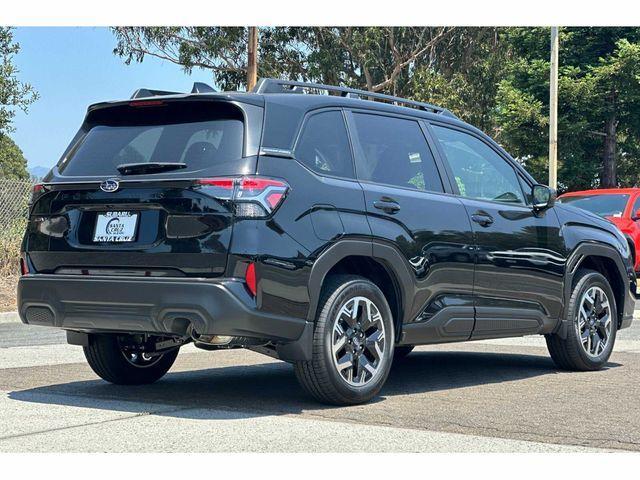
17,274 -> 309,342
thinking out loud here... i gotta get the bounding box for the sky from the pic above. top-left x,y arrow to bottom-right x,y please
11,27 -> 216,171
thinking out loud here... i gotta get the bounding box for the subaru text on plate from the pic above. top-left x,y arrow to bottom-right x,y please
18,79 -> 637,405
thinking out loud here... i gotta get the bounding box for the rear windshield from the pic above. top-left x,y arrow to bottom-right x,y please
58,101 -> 244,176
558,194 -> 630,217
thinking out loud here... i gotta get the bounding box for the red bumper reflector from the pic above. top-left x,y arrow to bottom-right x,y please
19,255 -> 28,276
245,262 -> 257,297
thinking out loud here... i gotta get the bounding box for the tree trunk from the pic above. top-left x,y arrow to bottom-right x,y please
246,27 -> 258,91
601,112 -> 617,188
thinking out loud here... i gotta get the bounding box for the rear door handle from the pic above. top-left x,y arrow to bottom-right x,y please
471,212 -> 494,227
373,199 -> 401,214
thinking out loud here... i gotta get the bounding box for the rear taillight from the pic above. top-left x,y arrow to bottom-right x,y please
30,183 -> 46,204
195,176 -> 289,218
19,254 -> 29,276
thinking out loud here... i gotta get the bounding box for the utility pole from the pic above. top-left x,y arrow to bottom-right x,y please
247,27 -> 258,91
549,26 -> 559,189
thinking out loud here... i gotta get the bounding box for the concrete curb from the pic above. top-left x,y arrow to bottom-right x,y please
0,311 -> 20,324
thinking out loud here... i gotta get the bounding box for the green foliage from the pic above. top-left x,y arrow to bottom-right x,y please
114,27 -> 254,90
494,28 -> 640,190
0,27 -> 34,273
413,27 -> 640,190
0,133 -> 29,180
112,26 -> 640,191
112,27 -> 455,93
412,28 -> 507,133
0,27 -> 38,135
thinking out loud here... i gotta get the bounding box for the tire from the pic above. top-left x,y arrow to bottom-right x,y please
394,345 -> 414,361
546,269 -> 618,371
84,334 -> 179,385
294,275 -> 395,405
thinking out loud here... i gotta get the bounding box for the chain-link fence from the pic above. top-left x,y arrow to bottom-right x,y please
0,179 -> 34,275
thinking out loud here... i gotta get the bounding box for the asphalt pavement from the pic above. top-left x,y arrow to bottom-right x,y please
1,309 -> 639,452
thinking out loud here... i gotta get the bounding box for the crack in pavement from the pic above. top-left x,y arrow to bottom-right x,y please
0,404 -> 192,442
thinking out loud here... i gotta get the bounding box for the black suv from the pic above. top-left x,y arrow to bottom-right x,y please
18,79 -> 636,405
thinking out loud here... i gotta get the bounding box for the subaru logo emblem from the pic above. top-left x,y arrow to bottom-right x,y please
100,179 -> 120,193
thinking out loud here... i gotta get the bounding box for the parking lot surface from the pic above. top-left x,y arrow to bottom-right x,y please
1,312 -> 639,452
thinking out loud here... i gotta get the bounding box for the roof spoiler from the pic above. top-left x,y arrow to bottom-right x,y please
130,82 -> 216,99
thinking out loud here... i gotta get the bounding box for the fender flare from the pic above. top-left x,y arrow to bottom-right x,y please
306,239 -> 415,327
278,239 -> 416,362
559,241 -> 629,337
623,234 -> 636,265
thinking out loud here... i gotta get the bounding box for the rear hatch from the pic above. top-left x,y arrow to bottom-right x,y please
25,98 -> 261,277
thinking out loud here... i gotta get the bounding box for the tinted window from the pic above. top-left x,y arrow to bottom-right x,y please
558,194 -> 630,218
59,102 -> 244,176
352,113 -> 443,192
432,125 -> 525,204
632,196 -> 640,217
518,175 -> 534,204
295,110 -> 354,178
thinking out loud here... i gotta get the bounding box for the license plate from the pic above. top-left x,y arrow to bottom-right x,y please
93,211 -> 139,243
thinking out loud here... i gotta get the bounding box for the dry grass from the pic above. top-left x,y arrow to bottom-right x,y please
0,218 -> 26,312
0,274 -> 18,312
0,179 -> 31,311
0,217 -> 26,277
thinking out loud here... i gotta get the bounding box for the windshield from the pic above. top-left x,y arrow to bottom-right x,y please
58,102 -> 244,177
558,194 -> 630,218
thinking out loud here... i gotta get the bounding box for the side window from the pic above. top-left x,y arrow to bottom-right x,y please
632,196 -> 640,217
518,174 -> 533,205
295,110 -> 354,178
432,125 -> 525,204
351,113 -> 443,192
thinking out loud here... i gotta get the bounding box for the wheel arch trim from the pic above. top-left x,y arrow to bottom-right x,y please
306,239 -> 415,329
623,233 -> 636,266
560,241 -> 632,336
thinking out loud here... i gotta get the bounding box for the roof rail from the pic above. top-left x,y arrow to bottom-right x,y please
252,78 -> 456,118
130,82 -> 216,99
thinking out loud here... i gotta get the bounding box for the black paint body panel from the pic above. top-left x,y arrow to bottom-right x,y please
19,91 -> 636,360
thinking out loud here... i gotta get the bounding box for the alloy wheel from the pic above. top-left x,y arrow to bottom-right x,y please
576,286 -> 612,358
331,296 -> 386,386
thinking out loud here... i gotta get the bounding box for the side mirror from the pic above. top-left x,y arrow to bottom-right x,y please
532,184 -> 556,211
632,209 -> 640,221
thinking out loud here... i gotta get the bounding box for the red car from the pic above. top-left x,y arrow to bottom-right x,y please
558,188 -> 640,273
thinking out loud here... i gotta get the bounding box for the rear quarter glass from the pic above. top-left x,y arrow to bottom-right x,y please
58,101 -> 245,177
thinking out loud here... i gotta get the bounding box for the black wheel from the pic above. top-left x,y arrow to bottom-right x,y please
83,334 -> 179,385
394,345 -> 414,361
294,275 -> 395,405
546,269 -> 617,371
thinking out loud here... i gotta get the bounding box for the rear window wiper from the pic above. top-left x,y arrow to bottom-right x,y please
116,162 -> 187,175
